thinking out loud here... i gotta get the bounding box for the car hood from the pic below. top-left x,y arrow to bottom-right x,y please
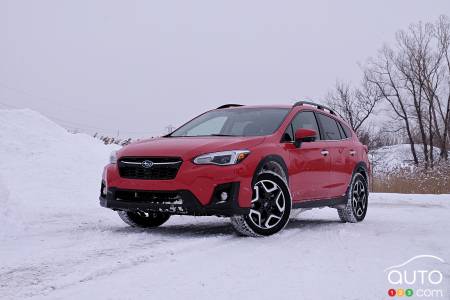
117,136 -> 266,160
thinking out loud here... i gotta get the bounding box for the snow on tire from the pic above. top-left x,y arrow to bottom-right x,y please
337,173 -> 368,223
231,172 -> 292,237
118,211 -> 171,228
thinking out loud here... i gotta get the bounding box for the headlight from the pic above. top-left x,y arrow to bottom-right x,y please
110,151 -> 118,164
193,150 -> 250,166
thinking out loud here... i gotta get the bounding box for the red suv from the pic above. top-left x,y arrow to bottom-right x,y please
100,101 -> 369,236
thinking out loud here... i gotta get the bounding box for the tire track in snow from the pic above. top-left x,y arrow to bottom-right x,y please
0,220 -> 238,299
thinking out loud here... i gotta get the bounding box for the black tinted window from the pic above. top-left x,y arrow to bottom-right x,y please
291,111 -> 320,140
337,122 -> 347,138
282,124 -> 294,141
316,113 -> 341,140
341,123 -> 352,138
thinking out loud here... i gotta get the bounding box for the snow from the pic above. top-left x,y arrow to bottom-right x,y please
370,144 -> 447,174
0,109 -> 119,238
0,109 -> 449,300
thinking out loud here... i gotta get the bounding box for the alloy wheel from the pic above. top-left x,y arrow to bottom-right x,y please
248,179 -> 286,229
352,180 -> 367,218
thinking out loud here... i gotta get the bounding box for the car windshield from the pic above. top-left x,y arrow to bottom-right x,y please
168,108 -> 290,137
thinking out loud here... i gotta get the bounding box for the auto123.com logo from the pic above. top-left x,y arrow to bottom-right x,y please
384,255 -> 447,298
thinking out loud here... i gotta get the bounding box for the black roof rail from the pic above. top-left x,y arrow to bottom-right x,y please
216,104 -> 244,109
293,101 -> 336,115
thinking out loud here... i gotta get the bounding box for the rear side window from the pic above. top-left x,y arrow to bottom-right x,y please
291,111 -> 320,140
316,113 -> 341,140
341,123 -> 352,138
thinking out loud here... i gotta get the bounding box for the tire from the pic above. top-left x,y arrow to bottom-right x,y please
118,211 -> 171,228
231,172 -> 292,237
337,172 -> 368,223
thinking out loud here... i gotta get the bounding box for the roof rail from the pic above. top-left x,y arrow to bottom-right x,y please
293,101 -> 336,115
216,104 -> 244,109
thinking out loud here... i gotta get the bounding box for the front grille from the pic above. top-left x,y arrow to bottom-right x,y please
115,190 -> 182,204
118,157 -> 182,180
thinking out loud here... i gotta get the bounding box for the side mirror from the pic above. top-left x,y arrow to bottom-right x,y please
294,128 -> 317,148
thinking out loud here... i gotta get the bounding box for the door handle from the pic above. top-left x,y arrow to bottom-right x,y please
320,150 -> 329,156
349,150 -> 356,156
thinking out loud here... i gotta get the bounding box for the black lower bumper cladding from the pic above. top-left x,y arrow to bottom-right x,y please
99,182 -> 249,217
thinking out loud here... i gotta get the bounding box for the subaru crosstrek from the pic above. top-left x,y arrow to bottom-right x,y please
100,101 -> 369,236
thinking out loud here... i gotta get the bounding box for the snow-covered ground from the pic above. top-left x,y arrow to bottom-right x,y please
0,109 -> 449,300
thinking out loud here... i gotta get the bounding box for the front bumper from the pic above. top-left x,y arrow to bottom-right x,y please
99,182 -> 249,217
102,160 -> 254,208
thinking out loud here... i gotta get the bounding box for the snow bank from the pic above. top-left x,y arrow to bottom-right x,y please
0,109 -> 119,237
369,144 -> 445,174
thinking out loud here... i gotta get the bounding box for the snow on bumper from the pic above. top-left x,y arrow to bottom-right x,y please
100,161 -> 253,215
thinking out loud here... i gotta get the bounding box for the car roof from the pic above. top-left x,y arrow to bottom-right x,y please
217,104 -> 293,109
217,103 -> 351,129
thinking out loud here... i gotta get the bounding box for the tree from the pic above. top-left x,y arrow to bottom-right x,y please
365,45 -> 420,164
326,79 -> 381,134
432,15 -> 450,160
363,15 -> 450,166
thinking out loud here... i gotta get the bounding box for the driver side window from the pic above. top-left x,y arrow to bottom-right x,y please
291,111 -> 321,141
282,111 -> 320,142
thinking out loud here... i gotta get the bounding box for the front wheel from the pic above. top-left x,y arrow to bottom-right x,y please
118,211 -> 171,228
337,172 -> 368,223
231,172 -> 292,237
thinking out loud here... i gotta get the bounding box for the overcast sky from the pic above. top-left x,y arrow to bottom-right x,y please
1,0 -> 449,137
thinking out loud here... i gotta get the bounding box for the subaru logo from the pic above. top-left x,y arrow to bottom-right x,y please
141,160 -> 154,169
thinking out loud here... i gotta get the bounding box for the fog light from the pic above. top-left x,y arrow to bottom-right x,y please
220,192 -> 228,201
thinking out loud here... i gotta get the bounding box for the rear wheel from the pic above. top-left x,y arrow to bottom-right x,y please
118,211 -> 171,228
231,172 -> 292,237
337,172 -> 368,223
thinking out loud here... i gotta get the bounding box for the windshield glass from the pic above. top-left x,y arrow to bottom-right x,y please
169,108 -> 290,137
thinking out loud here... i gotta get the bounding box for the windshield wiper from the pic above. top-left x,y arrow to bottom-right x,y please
164,134 -> 237,137
207,134 -> 237,137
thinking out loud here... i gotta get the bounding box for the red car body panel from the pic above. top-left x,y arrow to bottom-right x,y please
101,105 -> 369,211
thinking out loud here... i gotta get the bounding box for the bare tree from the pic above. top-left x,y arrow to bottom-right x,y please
326,79 -> 380,133
365,45 -> 420,164
328,15 -> 450,166
364,15 -> 450,166
395,21 -> 436,167
432,15 -> 450,160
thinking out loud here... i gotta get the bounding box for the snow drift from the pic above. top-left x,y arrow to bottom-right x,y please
0,109 -> 118,237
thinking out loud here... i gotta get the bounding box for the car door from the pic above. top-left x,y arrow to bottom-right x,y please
283,111 -> 331,201
315,113 -> 348,198
337,121 -> 358,194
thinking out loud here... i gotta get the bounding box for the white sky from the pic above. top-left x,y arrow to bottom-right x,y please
1,0 -> 449,137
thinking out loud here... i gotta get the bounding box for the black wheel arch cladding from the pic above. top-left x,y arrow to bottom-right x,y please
353,161 -> 369,181
252,154 -> 289,185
